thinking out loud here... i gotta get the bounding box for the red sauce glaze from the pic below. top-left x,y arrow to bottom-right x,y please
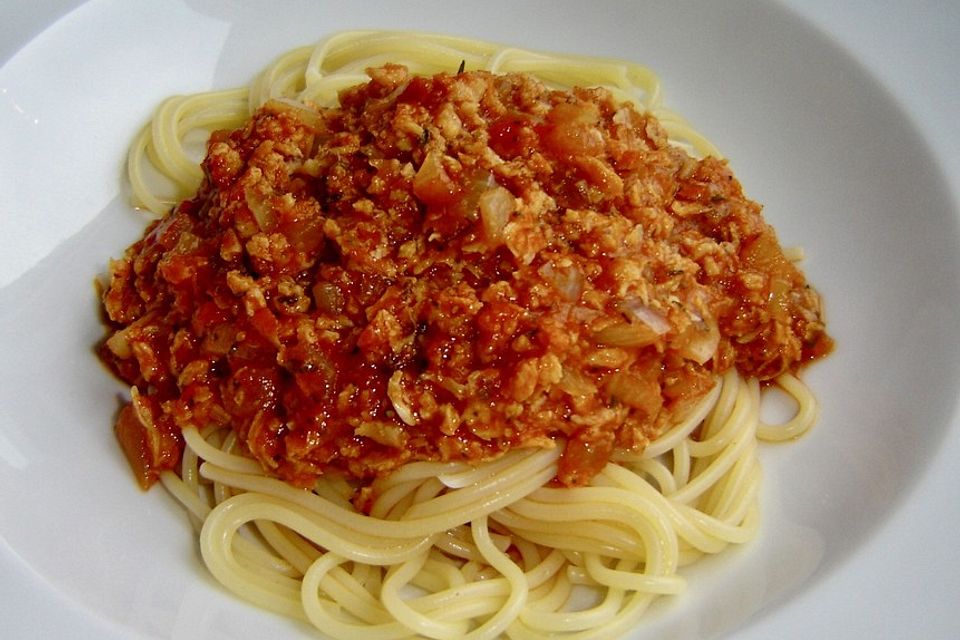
99,65 -> 831,491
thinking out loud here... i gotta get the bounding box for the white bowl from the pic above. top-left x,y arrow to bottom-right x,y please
1,1 -> 958,638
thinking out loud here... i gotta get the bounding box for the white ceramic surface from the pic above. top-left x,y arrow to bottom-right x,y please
1,2 -> 958,638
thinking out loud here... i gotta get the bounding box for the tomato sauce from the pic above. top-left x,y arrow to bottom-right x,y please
99,65 -> 831,491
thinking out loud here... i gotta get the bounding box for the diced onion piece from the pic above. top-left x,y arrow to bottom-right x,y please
539,262 -> 584,302
354,421 -> 408,449
678,321 -> 720,365
768,276 -> 792,323
263,98 -> 325,131
413,152 -> 458,205
605,370 -> 662,416
619,299 -> 671,335
312,282 -> 343,313
286,211 -> 326,253
544,102 -> 604,157
130,387 -> 162,465
387,371 -> 417,426
245,187 -> 276,231
478,185 -> 515,244
114,393 -> 156,489
105,328 -> 132,358
585,348 -> 630,368
593,321 -> 661,348
783,246 -> 805,263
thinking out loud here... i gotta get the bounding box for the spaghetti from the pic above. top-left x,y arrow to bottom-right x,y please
101,31 -> 830,639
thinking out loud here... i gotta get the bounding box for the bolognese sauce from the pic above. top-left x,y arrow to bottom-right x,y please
99,64 -> 830,492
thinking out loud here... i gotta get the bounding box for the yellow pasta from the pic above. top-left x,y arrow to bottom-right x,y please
117,30 -> 823,639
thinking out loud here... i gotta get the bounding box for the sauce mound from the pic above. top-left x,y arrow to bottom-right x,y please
99,65 -> 831,490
